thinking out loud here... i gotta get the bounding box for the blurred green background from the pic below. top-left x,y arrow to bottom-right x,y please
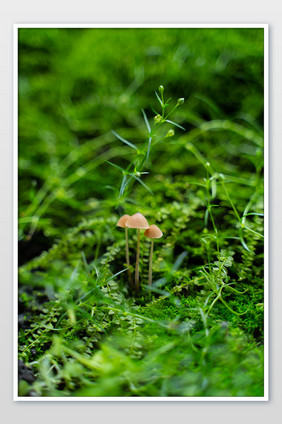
18,28 -> 263,254
18,28 -> 264,397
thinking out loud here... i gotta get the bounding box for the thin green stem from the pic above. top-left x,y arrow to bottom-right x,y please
164,103 -> 179,120
219,297 -> 249,316
207,286 -> 224,317
205,168 -> 220,256
208,208 -> 220,255
118,92 -> 184,198
221,180 -> 241,223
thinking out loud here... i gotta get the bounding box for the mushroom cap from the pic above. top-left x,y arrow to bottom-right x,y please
116,214 -> 131,228
144,224 -> 163,239
125,213 -> 149,229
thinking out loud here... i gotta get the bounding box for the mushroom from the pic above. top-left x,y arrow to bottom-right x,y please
117,214 -> 133,287
125,213 -> 149,291
144,225 -> 163,286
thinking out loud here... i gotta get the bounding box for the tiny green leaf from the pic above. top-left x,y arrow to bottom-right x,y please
155,90 -> 163,107
146,137 -> 152,163
131,174 -> 153,194
141,109 -> 151,132
165,119 -> 185,130
106,161 -> 125,173
112,130 -> 138,151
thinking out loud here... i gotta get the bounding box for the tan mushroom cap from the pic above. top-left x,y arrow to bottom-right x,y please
144,224 -> 163,239
116,214 -> 131,228
125,213 -> 149,230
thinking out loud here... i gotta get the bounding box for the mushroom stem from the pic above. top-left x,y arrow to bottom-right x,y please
125,228 -> 133,287
135,229 -> 140,291
148,239 -> 154,286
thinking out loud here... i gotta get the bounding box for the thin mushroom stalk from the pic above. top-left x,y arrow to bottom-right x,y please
135,229 -> 141,291
125,213 -> 149,292
148,239 -> 154,286
125,227 -> 133,287
144,225 -> 163,286
116,214 -> 133,287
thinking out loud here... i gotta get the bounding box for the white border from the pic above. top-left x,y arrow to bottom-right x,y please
13,23 -> 19,402
13,23 -> 269,402
264,24 -> 269,402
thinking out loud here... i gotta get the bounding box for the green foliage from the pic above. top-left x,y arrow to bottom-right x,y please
18,27 -> 264,398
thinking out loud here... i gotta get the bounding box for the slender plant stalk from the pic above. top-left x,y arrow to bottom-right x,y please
148,239 -> 154,286
135,229 -> 140,291
125,228 -> 133,287
110,88 -> 185,200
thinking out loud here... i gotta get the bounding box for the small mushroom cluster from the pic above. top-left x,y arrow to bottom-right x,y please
117,213 -> 163,291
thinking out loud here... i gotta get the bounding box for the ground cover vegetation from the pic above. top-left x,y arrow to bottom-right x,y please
18,27 -> 264,397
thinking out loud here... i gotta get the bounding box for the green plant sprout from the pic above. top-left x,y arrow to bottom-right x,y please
186,142 -> 263,255
107,85 -> 185,200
